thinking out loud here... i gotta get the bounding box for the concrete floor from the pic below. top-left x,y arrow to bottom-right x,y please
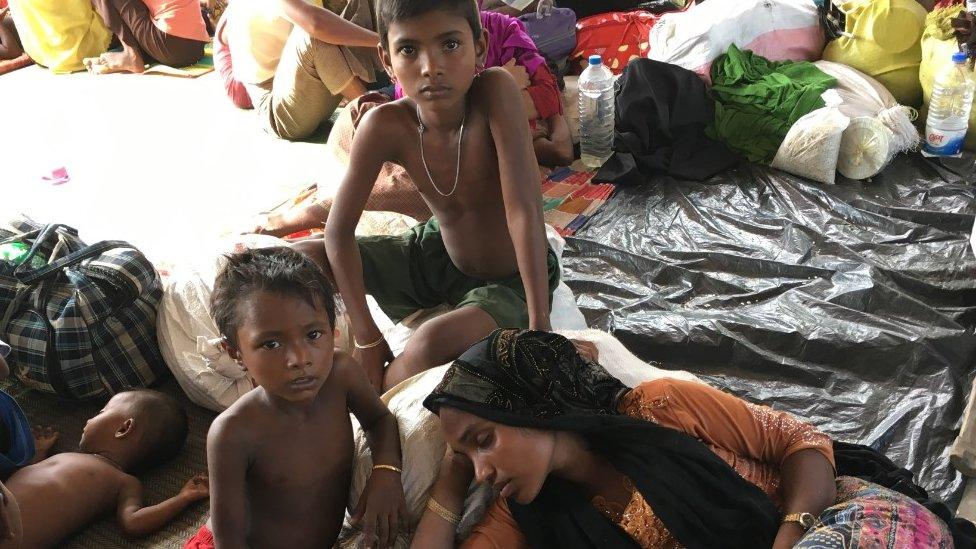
1,65 -> 333,265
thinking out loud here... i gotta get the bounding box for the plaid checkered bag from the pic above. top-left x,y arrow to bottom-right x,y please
0,219 -> 166,400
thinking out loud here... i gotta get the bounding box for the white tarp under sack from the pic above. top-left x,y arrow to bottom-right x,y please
771,61 -> 919,184
156,224 -> 587,412
647,0 -> 825,84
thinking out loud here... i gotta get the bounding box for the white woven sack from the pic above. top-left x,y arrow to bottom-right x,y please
772,107 -> 850,185
814,60 -> 920,179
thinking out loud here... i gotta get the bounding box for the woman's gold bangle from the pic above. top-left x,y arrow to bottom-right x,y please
372,464 -> 402,474
426,497 -> 461,526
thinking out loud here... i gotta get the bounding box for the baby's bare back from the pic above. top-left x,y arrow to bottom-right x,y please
240,387 -> 355,548
6,453 -> 127,548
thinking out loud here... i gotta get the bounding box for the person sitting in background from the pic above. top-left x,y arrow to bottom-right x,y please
224,0 -> 381,141
0,390 -> 207,548
212,4 -> 253,110
414,329 -> 964,549
84,0 -> 210,74
0,6 -> 22,61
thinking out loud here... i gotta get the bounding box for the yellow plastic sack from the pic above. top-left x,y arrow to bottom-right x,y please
920,5 -> 976,150
822,0 -> 927,106
7,0 -> 112,73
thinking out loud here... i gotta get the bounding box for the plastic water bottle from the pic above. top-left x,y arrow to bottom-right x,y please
923,51 -> 974,158
578,55 -> 615,168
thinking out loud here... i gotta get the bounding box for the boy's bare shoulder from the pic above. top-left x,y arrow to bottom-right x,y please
207,390 -> 266,447
358,98 -> 418,138
469,67 -> 523,111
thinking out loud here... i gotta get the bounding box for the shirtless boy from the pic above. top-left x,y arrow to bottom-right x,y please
0,390 -> 206,548
318,0 -> 558,393
186,247 -> 405,549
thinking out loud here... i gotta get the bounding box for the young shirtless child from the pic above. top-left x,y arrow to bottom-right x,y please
0,389 -> 207,548
319,0 -> 559,393
186,247 -> 406,549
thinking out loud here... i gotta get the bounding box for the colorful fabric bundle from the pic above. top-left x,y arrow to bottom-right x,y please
541,167 -> 614,236
572,10 -> 657,74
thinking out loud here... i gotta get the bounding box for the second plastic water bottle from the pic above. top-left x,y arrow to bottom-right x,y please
578,55 -> 615,168
923,51 -> 974,157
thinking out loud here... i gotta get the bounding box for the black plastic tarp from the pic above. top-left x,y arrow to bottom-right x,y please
562,153 -> 976,503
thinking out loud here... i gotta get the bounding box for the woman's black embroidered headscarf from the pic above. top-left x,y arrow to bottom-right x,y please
424,329 -> 779,549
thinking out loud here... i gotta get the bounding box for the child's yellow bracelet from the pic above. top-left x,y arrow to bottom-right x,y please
372,464 -> 402,474
355,335 -> 385,349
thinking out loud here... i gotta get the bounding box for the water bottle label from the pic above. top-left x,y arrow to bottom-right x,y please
923,126 -> 966,157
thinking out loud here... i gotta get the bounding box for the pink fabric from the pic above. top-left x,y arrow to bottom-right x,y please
694,27 -> 825,85
143,0 -> 210,42
213,11 -> 252,109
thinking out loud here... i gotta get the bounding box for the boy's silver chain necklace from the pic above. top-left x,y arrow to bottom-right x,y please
417,104 -> 465,197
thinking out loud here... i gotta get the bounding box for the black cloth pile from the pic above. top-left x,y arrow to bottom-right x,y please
595,59 -> 741,185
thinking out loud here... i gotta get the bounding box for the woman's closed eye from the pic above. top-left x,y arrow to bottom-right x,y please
476,432 -> 494,450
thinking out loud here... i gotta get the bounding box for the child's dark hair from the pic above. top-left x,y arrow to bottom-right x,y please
123,390 -> 189,472
377,0 -> 481,48
211,247 -> 337,348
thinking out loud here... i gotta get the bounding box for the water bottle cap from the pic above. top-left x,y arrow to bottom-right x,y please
588,55 -> 602,66
953,51 -> 968,64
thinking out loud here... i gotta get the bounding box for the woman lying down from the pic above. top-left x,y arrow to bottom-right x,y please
411,329 -> 971,549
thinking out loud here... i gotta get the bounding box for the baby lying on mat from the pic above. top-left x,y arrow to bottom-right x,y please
0,390 -> 208,548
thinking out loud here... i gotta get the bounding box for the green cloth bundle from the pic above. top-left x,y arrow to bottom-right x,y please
708,44 -> 837,163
